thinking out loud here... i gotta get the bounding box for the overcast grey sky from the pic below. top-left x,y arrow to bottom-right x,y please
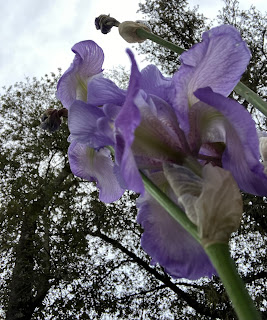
0,0 -> 266,89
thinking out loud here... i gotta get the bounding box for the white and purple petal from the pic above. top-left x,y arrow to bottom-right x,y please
172,25 -> 251,132
87,77 -> 126,106
194,87 -> 267,196
57,40 -> 104,108
68,141 -> 124,202
68,100 -> 113,148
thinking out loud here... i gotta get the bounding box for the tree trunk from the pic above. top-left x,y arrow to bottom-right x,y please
6,165 -> 72,320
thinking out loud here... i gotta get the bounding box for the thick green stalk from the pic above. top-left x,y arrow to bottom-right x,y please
140,171 -> 199,242
136,27 -> 267,117
136,28 -> 185,54
205,243 -> 261,320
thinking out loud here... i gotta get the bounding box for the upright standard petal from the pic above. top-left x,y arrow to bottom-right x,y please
194,87 -> 267,196
140,65 -> 172,103
137,173 -> 216,280
87,77 -> 126,106
172,25 -> 250,132
68,141 -> 124,203
57,41 -> 104,108
115,49 -> 144,194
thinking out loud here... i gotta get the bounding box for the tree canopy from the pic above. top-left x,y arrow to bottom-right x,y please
0,0 -> 266,319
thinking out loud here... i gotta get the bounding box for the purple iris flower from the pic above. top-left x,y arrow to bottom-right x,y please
115,25 -> 267,197
112,25 -> 267,279
58,25 -> 267,279
57,40 -> 125,202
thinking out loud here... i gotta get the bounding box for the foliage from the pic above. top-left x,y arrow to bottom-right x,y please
138,0 -> 208,75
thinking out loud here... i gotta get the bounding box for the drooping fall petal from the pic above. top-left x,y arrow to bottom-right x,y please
137,172 -> 216,280
68,141 -> 124,202
194,87 -> 267,196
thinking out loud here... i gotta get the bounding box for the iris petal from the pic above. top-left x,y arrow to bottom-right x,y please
194,87 -> 267,196
172,25 -> 250,132
115,49 -> 144,193
57,40 -> 104,108
140,65 -> 172,102
87,77 -> 126,106
137,180 -> 216,280
68,100 -> 113,148
68,141 -> 124,202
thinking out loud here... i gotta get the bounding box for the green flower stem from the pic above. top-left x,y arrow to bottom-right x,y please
205,243 -> 261,320
136,28 -> 267,117
136,28 -> 185,54
234,82 -> 267,117
140,171 -> 199,242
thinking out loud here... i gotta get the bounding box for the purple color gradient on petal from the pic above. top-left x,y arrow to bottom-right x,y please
115,49 -> 144,194
181,25 -> 250,96
172,25 -> 251,133
194,87 -> 267,196
87,77 -> 126,106
57,40 -> 104,109
137,192 -> 216,279
68,141 -> 124,202
68,100 -> 113,148
140,65 -> 172,103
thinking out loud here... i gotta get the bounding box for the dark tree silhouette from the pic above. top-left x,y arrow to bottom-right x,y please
0,0 -> 266,317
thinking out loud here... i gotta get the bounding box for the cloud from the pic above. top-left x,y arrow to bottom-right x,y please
0,0 -> 145,89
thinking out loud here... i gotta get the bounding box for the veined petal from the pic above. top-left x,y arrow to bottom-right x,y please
197,164 -> 243,246
181,25 -> 250,99
194,87 -> 267,196
68,141 -> 124,203
132,93 -> 185,163
57,40 -> 104,108
115,49 -> 144,194
87,77 -> 126,106
140,65 -> 172,102
172,25 -> 250,132
164,163 -> 243,246
103,103 -> 121,120
68,100 -> 113,148
136,173 -> 216,280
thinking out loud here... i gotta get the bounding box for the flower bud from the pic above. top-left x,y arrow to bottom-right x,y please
95,14 -> 120,34
40,108 -> 68,132
118,21 -> 151,43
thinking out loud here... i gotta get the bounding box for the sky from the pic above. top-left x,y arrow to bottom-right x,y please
0,0 -> 266,90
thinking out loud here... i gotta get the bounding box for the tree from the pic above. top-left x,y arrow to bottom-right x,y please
138,0 -> 208,75
1,1 -> 266,317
